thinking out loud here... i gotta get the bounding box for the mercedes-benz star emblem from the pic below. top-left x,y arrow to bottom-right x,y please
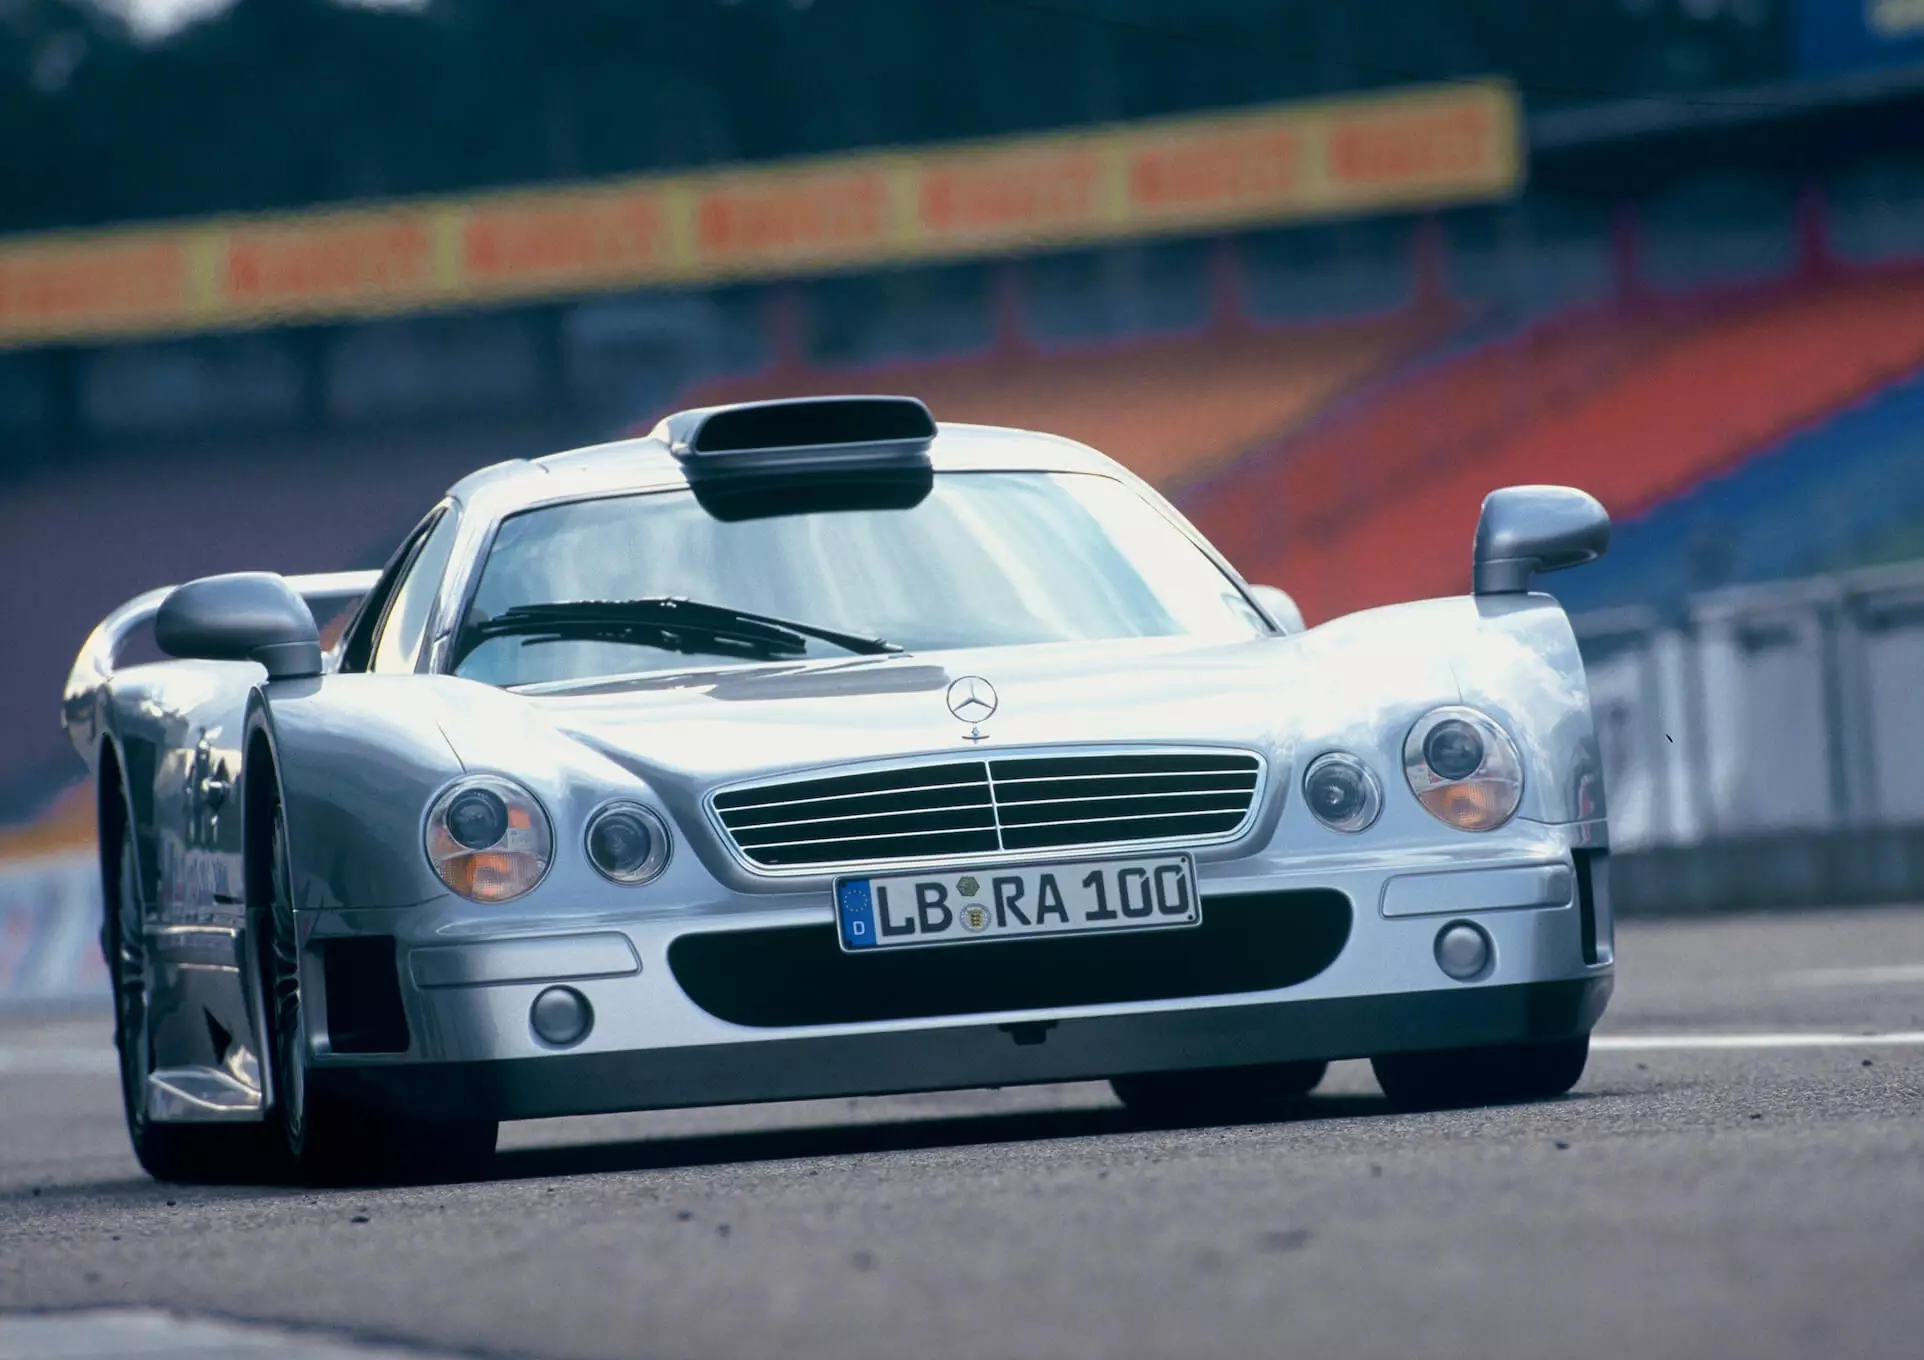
946,675 -> 997,742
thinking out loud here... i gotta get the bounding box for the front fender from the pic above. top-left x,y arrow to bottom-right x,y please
1447,593 -> 1604,828
247,676 -> 466,913
1304,593 -> 1602,829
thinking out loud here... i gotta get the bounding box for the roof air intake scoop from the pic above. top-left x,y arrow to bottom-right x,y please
658,395 -> 937,477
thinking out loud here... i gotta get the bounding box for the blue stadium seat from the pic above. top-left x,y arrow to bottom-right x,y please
1559,365 -> 1924,615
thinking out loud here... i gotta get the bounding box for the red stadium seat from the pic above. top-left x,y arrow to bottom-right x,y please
1204,269 -> 1924,621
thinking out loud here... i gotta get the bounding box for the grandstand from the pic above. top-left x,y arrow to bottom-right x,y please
7,0 -> 1924,839
1193,264 -> 1924,620
667,310 -> 1448,491
1559,361 -> 1924,614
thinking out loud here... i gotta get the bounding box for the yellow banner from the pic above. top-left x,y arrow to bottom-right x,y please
0,80 -> 1518,347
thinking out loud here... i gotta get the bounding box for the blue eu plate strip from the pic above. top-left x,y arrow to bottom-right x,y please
837,879 -> 877,949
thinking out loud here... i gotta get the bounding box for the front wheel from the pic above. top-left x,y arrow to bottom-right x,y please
1371,1036 -> 1590,1111
1110,1060 -> 1327,1122
260,796 -> 496,1185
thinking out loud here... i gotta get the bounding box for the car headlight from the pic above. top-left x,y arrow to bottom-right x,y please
585,802 -> 671,884
1403,707 -> 1523,831
1303,752 -> 1382,833
425,775 -> 552,902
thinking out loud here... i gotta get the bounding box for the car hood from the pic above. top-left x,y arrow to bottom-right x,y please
495,627 -> 1461,792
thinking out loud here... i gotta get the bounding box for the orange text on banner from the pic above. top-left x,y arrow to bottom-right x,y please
0,79 -> 1518,347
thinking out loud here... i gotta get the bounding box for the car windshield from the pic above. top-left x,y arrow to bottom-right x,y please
452,470 -> 1269,688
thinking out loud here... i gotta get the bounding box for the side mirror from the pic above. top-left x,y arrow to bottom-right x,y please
1472,486 -> 1610,596
155,573 -> 323,680
1248,584 -> 1306,634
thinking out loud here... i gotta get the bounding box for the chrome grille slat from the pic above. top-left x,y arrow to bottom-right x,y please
997,796 -> 1252,826
713,749 -> 1264,870
726,802 -> 997,835
719,786 -> 994,829
741,822 -> 1005,851
992,784 -> 1254,808
712,762 -> 986,811
731,810 -> 1000,848
990,767 -> 1258,784
993,805 -> 1251,831
716,778 -> 995,814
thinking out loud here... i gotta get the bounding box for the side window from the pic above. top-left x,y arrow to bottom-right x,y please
338,510 -> 439,674
370,510 -> 462,675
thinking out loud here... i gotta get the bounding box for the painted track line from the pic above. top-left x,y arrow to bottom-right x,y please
0,1047 -> 117,1076
1772,963 -> 1924,988
1595,1031 -> 1924,1052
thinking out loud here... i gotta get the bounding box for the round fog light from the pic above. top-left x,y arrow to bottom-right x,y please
1434,921 -> 1491,981
530,986 -> 593,1047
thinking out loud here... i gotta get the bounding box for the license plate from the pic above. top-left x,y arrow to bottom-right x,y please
835,854 -> 1200,952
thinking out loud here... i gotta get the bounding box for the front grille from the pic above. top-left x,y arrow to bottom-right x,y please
711,750 -> 1264,870
668,889 -> 1352,1027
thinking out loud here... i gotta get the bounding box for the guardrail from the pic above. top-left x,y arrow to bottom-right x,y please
0,853 -> 103,1010
1576,558 -> 1924,849
1578,558 -> 1924,913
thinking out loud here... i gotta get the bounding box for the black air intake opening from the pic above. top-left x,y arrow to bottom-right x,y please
693,397 -> 936,453
667,889 -> 1352,1028
1574,848 -> 1608,965
321,936 -> 411,1054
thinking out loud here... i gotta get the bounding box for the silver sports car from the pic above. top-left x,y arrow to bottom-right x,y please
63,395 -> 1614,1183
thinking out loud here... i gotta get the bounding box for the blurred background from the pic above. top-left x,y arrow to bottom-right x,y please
5,0 -> 1924,1004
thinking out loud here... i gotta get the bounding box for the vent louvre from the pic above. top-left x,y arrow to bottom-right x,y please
712,750 -> 1262,869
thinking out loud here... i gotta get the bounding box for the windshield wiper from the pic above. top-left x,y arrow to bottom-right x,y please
455,597 -> 902,667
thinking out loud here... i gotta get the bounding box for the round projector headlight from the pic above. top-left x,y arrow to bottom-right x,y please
1303,752 -> 1382,833
445,787 -> 509,850
1422,720 -> 1485,781
1404,707 -> 1523,831
585,802 -> 671,885
425,775 -> 552,902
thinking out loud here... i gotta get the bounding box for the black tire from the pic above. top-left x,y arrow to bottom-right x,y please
1371,1036 -> 1590,1111
1110,1060 -> 1328,1122
259,796 -> 497,1186
108,824 -> 275,1183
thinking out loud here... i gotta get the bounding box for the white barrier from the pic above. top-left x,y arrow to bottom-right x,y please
0,852 -> 105,1009
1576,559 -> 1924,851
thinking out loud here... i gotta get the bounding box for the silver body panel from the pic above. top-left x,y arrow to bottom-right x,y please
62,425 -> 1612,1125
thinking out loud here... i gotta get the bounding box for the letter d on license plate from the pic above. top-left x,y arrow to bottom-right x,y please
835,854 -> 1199,952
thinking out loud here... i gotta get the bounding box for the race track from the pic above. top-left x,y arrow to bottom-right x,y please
3,907 -> 1922,1360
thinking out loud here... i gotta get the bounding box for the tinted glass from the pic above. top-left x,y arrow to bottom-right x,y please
454,472 -> 1266,687
370,509 -> 460,674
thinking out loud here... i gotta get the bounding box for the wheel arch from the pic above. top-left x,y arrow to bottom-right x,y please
94,739 -> 133,965
94,719 -> 164,912
242,678 -> 464,914
241,697 -> 284,923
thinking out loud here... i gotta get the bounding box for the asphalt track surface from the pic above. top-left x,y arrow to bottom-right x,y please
3,907 -> 1922,1360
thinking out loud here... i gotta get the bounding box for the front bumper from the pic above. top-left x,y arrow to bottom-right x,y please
299,826 -> 1615,1123
319,976 -> 1611,1122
